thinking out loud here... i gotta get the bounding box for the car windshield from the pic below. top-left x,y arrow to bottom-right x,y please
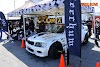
54,25 -> 64,33
47,24 -> 64,33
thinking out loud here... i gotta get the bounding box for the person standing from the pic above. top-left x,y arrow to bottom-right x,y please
28,19 -> 35,32
86,18 -> 92,37
9,22 -> 13,34
94,19 -> 100,47
39,20 -> 46,33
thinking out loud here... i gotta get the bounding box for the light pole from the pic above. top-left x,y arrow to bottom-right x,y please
14,0 -> 15,9
90,0 -> 91,5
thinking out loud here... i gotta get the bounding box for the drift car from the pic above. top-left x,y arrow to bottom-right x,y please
26,24 -> 89,59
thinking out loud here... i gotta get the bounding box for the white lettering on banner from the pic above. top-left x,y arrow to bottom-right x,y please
66,23 -> 77,29
68,38 -> 74,46
69,10 -> 74,15
69,23 -> 77,29
70,2 -> 75,8
69,16 -> 75,22
1,19 -> 6,26
67,2 -> 77,47
68,30 -> 74,37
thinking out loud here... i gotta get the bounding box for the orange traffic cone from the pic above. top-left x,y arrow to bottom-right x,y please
95,62 -> 100,67
59,54 -> 66,67
20,38 -> 26,48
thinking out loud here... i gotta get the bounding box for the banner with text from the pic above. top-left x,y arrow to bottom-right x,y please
65,0 -> 81,57
0,12 -> 8,31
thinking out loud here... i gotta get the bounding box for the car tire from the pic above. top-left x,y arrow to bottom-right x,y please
82,32 -> 89,45
48,42 -> 63,59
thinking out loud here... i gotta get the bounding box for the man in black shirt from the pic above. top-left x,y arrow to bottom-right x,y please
86,18 -> 92,37
28,19 -> 35,32
39,20 -> 45,33
95,20 -> 100,47
9,22 -> 13,34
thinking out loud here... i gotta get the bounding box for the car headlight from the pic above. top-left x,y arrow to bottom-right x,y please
35,42 -> 46,47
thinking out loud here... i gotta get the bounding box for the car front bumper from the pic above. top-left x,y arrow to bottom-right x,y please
26,42 -> 48,57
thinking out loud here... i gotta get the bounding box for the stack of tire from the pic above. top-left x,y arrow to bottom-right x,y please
11,27 -> 24,40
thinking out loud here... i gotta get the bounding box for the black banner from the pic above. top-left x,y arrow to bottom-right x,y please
65,0 -> 81,57
0,11 -> 8,31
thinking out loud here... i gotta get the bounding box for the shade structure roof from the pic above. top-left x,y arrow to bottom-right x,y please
7,0 -> 94,17
14,0 -> 36,12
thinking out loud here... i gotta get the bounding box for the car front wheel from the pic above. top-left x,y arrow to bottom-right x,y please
48,42 -> 63,59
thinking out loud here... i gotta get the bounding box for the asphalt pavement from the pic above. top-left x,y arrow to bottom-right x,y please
0,38 -> 100,67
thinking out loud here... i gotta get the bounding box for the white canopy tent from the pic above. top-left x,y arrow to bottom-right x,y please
7,0 -> 94,17
7,0 -> 95,40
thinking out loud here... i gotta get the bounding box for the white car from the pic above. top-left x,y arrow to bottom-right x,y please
26,24 -> 89,59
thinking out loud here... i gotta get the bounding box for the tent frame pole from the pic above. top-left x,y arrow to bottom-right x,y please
55,12 -> 58,24
22,14 -> 26,41
93,13 -> 95,39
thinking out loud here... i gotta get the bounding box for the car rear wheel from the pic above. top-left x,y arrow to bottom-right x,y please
48,42 -> 63,59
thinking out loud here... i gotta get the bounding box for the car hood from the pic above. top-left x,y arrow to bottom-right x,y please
27,32 -> 62,42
